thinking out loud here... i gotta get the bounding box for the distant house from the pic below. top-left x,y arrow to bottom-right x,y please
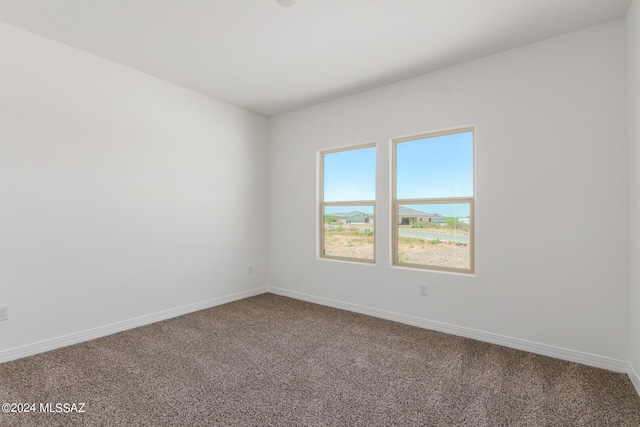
335,210 -> 372,224
397,206 -> 446,225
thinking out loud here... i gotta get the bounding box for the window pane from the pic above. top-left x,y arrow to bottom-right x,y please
397,203 -> 471,270
324,146 -> 376,202
396,131 -> 473,199
323,205 -> 374,261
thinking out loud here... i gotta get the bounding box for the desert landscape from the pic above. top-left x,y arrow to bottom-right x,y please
323,223 -> 470,270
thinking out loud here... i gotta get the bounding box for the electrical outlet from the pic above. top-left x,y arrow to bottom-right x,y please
248,265 -> 253,275
419,284 -> 428,296
0,305 -> 9,321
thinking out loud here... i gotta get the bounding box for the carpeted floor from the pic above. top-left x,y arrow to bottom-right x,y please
0,294 -> 639,426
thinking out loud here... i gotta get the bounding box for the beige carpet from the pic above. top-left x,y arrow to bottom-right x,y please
0,294 -> 639,426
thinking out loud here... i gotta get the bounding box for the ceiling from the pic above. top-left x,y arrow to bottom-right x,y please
0,0 -> 632,116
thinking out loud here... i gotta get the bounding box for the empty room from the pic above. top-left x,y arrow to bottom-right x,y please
1,0 -> 640,425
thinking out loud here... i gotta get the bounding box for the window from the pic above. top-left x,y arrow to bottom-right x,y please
320,144 -> 376,263
392,127 -> 474,273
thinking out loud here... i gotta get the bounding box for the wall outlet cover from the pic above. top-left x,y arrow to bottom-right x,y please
419,284 -> 428,296
0,305 -> 9,321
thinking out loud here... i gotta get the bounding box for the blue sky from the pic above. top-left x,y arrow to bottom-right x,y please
396,131 -> 473,199
323,146 -> 376,202
323,131 -> 473,218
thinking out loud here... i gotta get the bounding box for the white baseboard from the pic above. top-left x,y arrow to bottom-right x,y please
629,363 -> 640,397
0,287 -> 268,364
267,286 -> 630,374
4,285 -> 638,398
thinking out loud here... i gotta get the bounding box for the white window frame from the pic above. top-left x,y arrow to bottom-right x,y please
319,143 -> 376,264
391,126 -> 475,274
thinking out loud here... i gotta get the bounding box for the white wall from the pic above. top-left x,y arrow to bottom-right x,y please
269,20 -> 629,362
0,22 -> 269,354
629,0 -> 640,388
0,10 -> 633,376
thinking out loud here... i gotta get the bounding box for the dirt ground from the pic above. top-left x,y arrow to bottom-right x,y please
398,239 -> 470,270
323,225 -> 470,269
397,224 -> 470,236
323,227 -> 374,260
